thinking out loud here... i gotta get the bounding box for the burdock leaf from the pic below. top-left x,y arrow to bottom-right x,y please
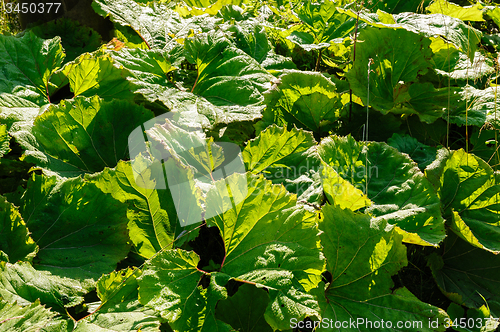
439,149 -> 500,253
261,70 -> 342,134
314,205 -> 448,331
0,31 -> 64,104
0,261 -> 90,311
206,173 -> 325,330
242,125 -> 322,203
14,174 -> 130,281
318,135 -> 445,246
18,96 -> 153,177
138,249 -> 232,331
0,299 -> 72,331
428,232 -> 500,313
75,268 -> 161,331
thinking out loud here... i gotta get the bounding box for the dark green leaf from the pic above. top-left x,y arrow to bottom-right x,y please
14,174 -> 130,280
346,27 -> 448,123
92,0 -> 219,50
28,18 -> 101,64
60,53 -> 136,100
0,31 -> 64,104
215,284 -> 273,332
138,249 -> 232,331
0,261 -> 90,310
75,268 -> 161,331
428,232 -> 500,313
0,299 -> 73,331
314,205 -> 448,331
18,96 -> 154,177
87,158 -> 199,258
387,133 -> 438,170
260,70 -> 341,134
439,149 -> 500,253
242,125 -> 322,203
185,31 -> 273,107
318,135 -> 446,246
206,173 -> 325,330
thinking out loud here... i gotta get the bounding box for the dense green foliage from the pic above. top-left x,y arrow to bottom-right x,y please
2,0 -> 500,331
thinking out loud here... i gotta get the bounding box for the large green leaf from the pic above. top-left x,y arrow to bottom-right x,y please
139,174 -> 325,331
92,0 -> 219,50
134,117 -> 242,226
144,118 -> 226,180
113,43 -> 268,132
396,13 -> 482,60
57,53 -> 136,100
75,268 -> 161,331
314,205 -> 448,331
0,92 -> 40,109
287,0 -> 355,51
215,284 -> 273,332
370,0 -> 431,14
338,9 -> 481,61
318,135 -> 446,246
450,85 -> 500,129
110,48 -> 176,86
14,174 -> 131,280
243,125 -> 316,174
438,149 -> 500,253
0,94 -> 41,133
18,96 -> 154,176
387,133 -> 438,170
28,18 -> 102,64
427,0 -> 484,22
136,85 -> 264,132
260,70 -> 342,134
434,51 -> 494,83
138,249 -> 232,331
428,232 -> 500,313
0,196 -> 37,263
0,299 -> 72,331
223,21 -> 296,71
87,158 -> 200,258
242,125 -> 322,203
0,31 -> 64,105
346,27 -> 454,123
0,261 -> 90,311
185,31 -> 274,107
206,173 -> 325,330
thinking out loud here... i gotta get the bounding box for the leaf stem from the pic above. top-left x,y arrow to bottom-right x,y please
349,8 -> 360,122
315,49 -> 322,72
191,70 -> 200,93
232,278 -> 258,286
46,83 -> 51,104
136,29 -> 151,50
0,316 -> 25,324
